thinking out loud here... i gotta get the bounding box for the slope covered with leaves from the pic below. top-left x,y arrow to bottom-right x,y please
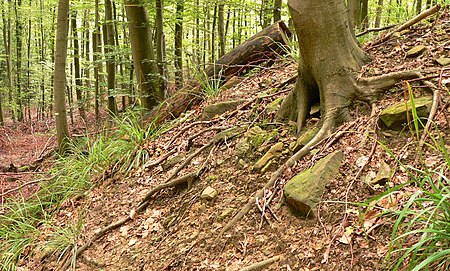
13,6 -> 450,271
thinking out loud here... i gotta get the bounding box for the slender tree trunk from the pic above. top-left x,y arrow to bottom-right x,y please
155,0 -> 166,93
26,0 -> 31,121
15,0 -> 24,121
39,0 -> 46,120
416,0 -> 422,14
105,0 -> 118,115
361,0 -> 369,29
93,0 -> 100,120
348,0 -> 360,29
218,3 -> 225,57
83,9 -> 91,113
273,0 -> 282,22
174,0 -> 184,90
211,4 -> 217,63
375,0 -> 384,28
124,0 -> 163,110
54,0 -> 71,153
71,10 -> 86,120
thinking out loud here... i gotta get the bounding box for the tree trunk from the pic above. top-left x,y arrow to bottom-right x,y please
205,20 -> 292,79
348,0 -> 361,29
124,0 -> 162,110
218,3 -> 225,57
375,0 -> 384,28
273,0 -> 282,22
416,0 -> 423,14
361,0 -> 369,29
174,0 -> 184,90
54,0 -> 71,153
105,0 -> 118,115
278,0 -> 420,156
146,20 -> 292,124
71,10 -> 86,120
93,0 -> 100,120
15,0 -> 23,121
155,0 -> 166,93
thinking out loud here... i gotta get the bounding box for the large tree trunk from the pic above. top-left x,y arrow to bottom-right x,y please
278,0 -> 420,155
105,0 -> 118,115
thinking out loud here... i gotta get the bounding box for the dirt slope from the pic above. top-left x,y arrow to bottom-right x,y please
26,7 -> 450,271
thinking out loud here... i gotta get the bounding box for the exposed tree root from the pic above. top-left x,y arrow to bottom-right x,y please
60,131 -> 235,270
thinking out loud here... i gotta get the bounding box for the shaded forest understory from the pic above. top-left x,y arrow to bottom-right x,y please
1,4 -> 450,271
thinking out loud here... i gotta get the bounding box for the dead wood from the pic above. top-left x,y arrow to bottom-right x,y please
372,5 -> 441,45
239,255 -> 283,271
356,24 -> 396,37
144,21 -> 292,125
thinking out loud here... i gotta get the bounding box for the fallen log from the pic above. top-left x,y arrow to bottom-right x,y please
145,20 -> 292,125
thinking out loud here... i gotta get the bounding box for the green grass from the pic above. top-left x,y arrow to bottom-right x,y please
367,88 -> 450,271
0,108 -> 164,271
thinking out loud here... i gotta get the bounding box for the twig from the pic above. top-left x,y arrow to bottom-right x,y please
255,197 -> 271,228
187,126 -> 231,149
356,24 -> 397,37
239,255 -> 282,271
420,79 -> 440,148
0,177 -> 51,197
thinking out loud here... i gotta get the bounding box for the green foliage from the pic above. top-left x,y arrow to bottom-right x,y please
193,67 -> 223,97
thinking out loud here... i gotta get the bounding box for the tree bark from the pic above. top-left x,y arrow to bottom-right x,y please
155,0 -> 166,93
54,0 -> 71,153
218,3 -> 225,57
273,0 -> 282,22
375,0 -> 384,28
174,0 -> 184,90
105,0 -> 118,115
146,20 -> 292,124
71,10 -> 86,120
15,0 -> 23,121
278,0 -> 420,155
205,20 -> 292,79
124,0 -> 162,110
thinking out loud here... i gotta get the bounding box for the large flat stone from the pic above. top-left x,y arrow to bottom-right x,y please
284,151 -> 344,217
201,99 -> 246,120
378,96 -> 432,130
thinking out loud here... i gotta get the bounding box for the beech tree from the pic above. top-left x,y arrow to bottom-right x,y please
54,0 -> 70,153
277,0 -> 420,157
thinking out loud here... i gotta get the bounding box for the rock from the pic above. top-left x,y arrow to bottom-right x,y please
371,161 -> 391,185
220,76 -> 243,90
436,56 -> 450,66
266,97 -> 284,113
406,45 -> 426,58
162,154 -> 184,170
235,139 -> 251,157
219,207 -> 234,219
201,186 -> 218,200
294,126 -> 319,152
378,96 -> 432,130
254,142 -> 284,171
284,151 -> 344,217
201,99 -> 246,120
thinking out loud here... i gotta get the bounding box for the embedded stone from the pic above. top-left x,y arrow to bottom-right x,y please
201,99 -> 246,120
436,57 -> 450,66
254,142 -> 284,171
201,186 -> 218,200
406,45 -> 426,57
378,96 -> 432,130
294,126 -> 319,152
371,161 -> 391,185
284,151 -> 344,217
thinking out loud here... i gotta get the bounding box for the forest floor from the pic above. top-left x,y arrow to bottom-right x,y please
3,6 -> 450,271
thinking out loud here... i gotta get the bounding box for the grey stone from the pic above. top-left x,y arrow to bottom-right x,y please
201,99 -> 246,120
406,45 -> 426,58
201,186 -> 218,200
284,151 -> 344,217
379,96 -> 432,130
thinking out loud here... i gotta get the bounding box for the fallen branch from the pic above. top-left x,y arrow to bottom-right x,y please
165,120 -> 214,149
356,24 -> 397,37
143,149 -> 177,169
372,5 -> 441,45
0,177 -> 51,198
239,255 -> 282,271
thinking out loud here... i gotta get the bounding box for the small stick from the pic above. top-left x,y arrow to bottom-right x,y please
165,120 -> 213,148
239,255 -> 282,271
0,177 -> 51,197
143,149 -> 176,169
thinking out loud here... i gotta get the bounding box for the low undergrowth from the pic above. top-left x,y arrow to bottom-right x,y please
0,109 -> 163,271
